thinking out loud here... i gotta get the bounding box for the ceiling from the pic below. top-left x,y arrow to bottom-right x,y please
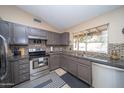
17,5 -> 122,30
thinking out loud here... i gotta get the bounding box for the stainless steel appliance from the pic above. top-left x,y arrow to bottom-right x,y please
0,35 -> 12,87
29,48 -> 49,80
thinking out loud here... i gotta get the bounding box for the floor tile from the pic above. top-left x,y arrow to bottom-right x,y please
55,68 -> 67,76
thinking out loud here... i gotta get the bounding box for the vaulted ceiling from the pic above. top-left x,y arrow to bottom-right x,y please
17,5 -> 122,30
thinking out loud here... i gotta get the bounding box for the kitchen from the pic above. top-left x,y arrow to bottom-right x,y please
0,5 -> 124,88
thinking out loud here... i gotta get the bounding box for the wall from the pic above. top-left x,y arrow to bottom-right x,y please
0,5 -> 59,32
64,6 -> 124,43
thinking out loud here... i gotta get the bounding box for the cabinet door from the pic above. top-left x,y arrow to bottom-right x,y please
29,28 -> 41,36
56,33 -> 61,45
77,63 -> 92,85
0,21 -> 11,43
47,32 -> 55,45
30,28 -> 46,37
13,24 -> 28,45
49,54 -> 60,70
54,33 -> 59,45
60,55 -> 65,69
68,59 -> 77,76
40,30 -> 47,37
60,55 -> 69,70
61,32 -> 69,45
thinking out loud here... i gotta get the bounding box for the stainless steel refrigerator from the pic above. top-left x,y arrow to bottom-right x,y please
0,34 -> 12,88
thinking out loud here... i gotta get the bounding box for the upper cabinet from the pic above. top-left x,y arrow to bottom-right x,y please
47,31 -> 69,46
28,27 -> 47,40
60,32 -> 70,45
47,31 -> 55,45
0,20 -> 11,44
54,32 -> 61,45
0,20 -> 69,46
10,23 -> 28,45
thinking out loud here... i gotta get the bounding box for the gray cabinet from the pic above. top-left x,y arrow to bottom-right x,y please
60,55 -> 77,76
60,55 -> 68,70
54,33 -> 61,45
60,55 -> 65,69
47,32 -> 60,45
49,53 -> 92,85
47,32 -> 55,45
49,54 -> 60,70
60,55 -> 69,71
60,54 -> 92,85
28,27 -> 47,39
0,21 -> 29,45
77,60 -> 92,85
68,59 -> 77,76
11,58 -> 30,85
0,20 -> 11,44
60,32 -> 70,45
47,32 -> 69,45
11,23 -> 28,45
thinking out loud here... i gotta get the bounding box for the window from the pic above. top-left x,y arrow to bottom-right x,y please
73,24 -> 108,53
73,35 -> 78,50
78,33 -> 87,51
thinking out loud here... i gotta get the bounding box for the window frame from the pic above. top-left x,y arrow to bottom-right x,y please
73,24 -> 109,54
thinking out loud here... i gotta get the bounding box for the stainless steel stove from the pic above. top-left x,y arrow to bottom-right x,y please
29,48 -> 49,80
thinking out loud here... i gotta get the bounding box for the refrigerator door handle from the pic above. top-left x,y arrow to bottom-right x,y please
0,35 -> 8,81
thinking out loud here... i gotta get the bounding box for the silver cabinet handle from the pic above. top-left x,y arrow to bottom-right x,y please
0,35 -> 8,80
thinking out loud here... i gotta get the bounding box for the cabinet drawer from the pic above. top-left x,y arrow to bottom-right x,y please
19,64 -> 29,70
19,68 -> 29,75
19,73 -> 30,82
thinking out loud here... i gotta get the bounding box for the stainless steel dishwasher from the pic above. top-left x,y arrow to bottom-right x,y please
92,62 -> 124,88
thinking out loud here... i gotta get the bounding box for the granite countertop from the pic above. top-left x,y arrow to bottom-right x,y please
48,51 -> 124,69
65,53 -> 124,69
8,55 -> 29,62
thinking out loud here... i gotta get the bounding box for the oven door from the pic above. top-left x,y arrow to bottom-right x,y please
30,57 -> 49,75
33,57 -> 47,69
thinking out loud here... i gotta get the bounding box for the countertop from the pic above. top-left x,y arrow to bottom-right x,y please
8,55 -> 29,62
48,51 -> 124,69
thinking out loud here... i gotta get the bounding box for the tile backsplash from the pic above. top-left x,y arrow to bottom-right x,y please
61,43 -> 124,59
9,38 -> 124,59
108,43 -> 124,58
28,39 -> 64,53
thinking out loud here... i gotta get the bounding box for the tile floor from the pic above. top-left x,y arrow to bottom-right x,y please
14,68 -> 90,88
55,68 -> 90,88
55,68 -> 71,88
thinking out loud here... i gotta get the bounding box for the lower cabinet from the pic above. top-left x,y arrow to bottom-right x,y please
77,63 -> 92,85
68,59 -> 77,76
49,54 -> 60,70
60,54 -> 92,85
10,58 -> 30,85
49,54 -> 92,85
60,55 -> 69,71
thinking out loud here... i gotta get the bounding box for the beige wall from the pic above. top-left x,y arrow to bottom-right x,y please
64,6 -> 124,43
0,5 -> 59,32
